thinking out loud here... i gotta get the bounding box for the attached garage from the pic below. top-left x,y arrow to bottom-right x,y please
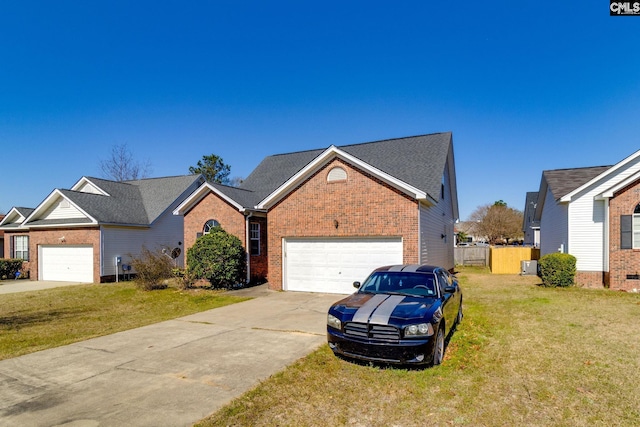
283,237 -> 403,294
39,245 -> 94,282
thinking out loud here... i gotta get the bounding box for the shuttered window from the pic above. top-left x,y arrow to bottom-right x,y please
622,205 -> 640,250
621,215 -> 632,249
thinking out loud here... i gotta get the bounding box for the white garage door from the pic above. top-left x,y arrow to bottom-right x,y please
40,245 -> 94,282
284,237 -> 403,294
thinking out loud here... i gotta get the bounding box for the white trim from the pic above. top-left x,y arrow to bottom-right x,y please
173,183 -> 245,215
71,177 -> 110,196
23,190 -> 98,226
598,169 -> 640,199
0,207 -> 27,227
561,149 -> 640,202
257,146 -> 428,209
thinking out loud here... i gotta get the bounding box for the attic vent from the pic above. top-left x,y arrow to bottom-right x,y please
327,167 -> 347,182
59,199 -> 70,209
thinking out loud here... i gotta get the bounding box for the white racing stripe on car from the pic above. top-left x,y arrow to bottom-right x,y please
369,295 -> 405,325
352,294 -> 389,323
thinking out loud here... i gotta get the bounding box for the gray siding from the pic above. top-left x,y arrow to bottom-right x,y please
101,210 -> 185,276
419,162 -> 455,269
540,187 -> 568,256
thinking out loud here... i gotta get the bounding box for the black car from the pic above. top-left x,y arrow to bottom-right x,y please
327,264 -> 462,366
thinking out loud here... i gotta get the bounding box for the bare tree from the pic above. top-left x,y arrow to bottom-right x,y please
100,144 -> 152,181
469,201 -> 524,244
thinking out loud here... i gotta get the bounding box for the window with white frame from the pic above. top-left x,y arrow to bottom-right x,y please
203,219 -> 220,235
250,222 -> 260,256
633,204 -> 640,249
12,235 -> 29,260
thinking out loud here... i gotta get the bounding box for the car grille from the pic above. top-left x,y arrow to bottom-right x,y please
344,322 -> 400,341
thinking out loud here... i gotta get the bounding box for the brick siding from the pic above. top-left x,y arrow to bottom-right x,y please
609,179 -> 640,291
182,192 -> 268,282
575,271 -> 607,289
267,158 -> 419,291
23,227 -> 101,282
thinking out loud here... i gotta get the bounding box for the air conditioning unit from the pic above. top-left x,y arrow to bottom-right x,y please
521,260 -> 538,276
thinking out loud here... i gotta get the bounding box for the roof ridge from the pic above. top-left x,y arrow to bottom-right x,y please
263,132 -> 451,158
544,165 -> 612,173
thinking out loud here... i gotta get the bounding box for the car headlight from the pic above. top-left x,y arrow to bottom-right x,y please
327,314 -> 342,330
404,323 -> 434,337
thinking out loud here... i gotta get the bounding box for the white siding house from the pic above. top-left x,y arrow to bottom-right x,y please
534,149 -> 640,289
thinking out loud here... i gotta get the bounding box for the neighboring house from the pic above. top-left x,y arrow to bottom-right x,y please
175,132 -> 459,294
0,175 -> 204,283
533,149 -> 640,291
1,208 -> 35,271
454,221 -> 488,246
522,192 -> 540,247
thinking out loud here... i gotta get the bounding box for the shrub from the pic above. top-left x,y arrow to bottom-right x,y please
538,253 -> 577,287
187,227 -> 246,289
0,259 -> 24,280
129,247 -> 175,291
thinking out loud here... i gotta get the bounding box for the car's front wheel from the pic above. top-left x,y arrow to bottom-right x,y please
432,327 -> 445,366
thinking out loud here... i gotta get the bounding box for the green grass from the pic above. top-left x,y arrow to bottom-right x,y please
198,267 -> 640,427
0,281 -> 249,360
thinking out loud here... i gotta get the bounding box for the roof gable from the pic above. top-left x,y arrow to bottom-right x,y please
543,166 -> 612,201
559,149 -> 640,202
245,132 -> 454,209
21,175 -> 203,229
0,207 -> 35,228
256,145 -> 430,209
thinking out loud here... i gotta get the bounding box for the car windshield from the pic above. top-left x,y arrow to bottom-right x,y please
359,272 -> 437,297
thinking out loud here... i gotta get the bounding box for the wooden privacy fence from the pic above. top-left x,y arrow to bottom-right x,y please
454,247 -> 490,267
490,247 -> 540,274
455,246 -> 540,274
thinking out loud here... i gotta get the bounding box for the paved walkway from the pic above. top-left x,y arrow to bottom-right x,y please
0,284 -> 341,426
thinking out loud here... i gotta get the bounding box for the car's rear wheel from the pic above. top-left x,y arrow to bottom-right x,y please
432,327 -> 445,366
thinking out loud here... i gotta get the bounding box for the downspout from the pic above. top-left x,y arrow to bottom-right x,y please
245,212 -> 253,284
604,198 -> 610,274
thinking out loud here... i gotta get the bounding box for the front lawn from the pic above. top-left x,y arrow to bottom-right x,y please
0,281 -> 248,360
199,267 -> 640,426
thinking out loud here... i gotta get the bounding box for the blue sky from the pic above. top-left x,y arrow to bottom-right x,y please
1,1 -> 639,220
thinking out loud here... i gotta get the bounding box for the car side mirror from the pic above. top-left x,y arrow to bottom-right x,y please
444,285 -> 457,293
353,281 -> 361,289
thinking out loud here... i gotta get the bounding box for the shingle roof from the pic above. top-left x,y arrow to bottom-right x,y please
237,132 -> 453,207
29,175 -> 202,227
543,166 -> 611,200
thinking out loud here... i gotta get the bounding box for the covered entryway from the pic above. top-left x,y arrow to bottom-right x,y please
39,245 -> 94,282
283,237 -> 403,294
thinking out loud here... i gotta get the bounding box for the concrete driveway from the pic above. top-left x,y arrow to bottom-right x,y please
0,285 -> 340,427
0,280 -> 89,295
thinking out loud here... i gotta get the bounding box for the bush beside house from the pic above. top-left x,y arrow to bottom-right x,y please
0,259 -> 24,280
187,228 -> 246,289
538,253 -> 577,287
